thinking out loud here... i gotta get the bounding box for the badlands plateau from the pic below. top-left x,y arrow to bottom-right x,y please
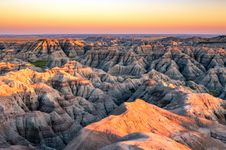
0,35 -> 225,150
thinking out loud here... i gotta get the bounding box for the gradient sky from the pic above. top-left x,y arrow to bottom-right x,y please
0,0 -> 226,34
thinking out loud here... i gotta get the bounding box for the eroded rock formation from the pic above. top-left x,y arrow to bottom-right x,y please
0,35 -> 225,149
65,99 -> 226,150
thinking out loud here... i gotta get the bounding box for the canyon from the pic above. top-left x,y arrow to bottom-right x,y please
0,35 -> 225,150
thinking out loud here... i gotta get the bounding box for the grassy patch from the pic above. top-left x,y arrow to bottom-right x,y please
209,90 -> 220,97
31,60 -> 47,68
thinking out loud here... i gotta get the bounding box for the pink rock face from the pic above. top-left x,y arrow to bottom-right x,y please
65,99 -> 226,150
0,35 -> 226,149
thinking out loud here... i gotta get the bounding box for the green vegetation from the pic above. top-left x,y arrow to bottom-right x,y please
209,90 -> 220,97
31,60 -> 48,68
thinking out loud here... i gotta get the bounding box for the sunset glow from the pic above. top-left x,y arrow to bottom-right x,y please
0,0 -> 226,34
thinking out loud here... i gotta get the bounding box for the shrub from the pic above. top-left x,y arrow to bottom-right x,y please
31,60 -> 47,68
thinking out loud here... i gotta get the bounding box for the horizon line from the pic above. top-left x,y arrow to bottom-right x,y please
0,33 -> 224,36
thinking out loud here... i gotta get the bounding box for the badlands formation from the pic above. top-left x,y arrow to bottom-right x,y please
0,35 -> 225,150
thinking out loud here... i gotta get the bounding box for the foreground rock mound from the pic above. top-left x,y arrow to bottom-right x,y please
66,99 -> 226,150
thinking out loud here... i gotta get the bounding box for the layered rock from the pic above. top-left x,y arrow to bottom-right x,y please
0,35 -> 226,149
0,64 -> 118,149
65,99 -> 226,150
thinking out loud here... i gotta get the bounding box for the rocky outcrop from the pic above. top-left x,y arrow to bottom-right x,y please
0,65 -> 119,149
0,61 -> 32,75
166,93 -> 226,123
65,99 -> 226,150
199,67 -> 226,97
1,39 -> 85,68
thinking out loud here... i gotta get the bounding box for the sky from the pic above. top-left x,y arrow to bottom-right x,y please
0,0 -> 226,34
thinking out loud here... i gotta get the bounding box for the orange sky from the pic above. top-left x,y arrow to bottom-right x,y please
0,0 -> 226,34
